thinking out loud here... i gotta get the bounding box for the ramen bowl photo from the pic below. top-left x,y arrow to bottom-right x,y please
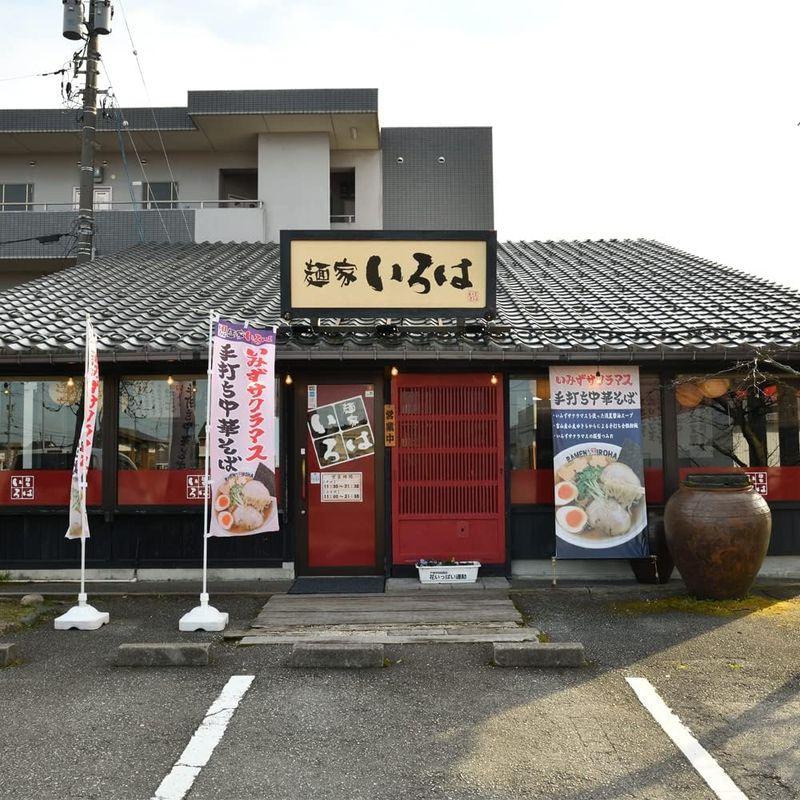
212,472 -> 276,535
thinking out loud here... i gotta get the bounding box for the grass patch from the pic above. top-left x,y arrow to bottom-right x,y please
0,572 -> 10,583
0,599 -> 53,631
536,631 -> 552,643
509,595 -> 535,627
610,593 -> 788,618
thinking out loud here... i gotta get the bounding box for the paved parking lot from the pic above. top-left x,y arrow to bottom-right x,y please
0,585 -> 798,799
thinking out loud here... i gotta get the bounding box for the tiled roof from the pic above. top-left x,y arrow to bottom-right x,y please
0,239 -> 798,360
0,107 -> 194,133
0,90 -> 378,134
187,89 -> 378,116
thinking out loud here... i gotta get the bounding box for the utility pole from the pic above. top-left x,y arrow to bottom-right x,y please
63,1 -> 112,263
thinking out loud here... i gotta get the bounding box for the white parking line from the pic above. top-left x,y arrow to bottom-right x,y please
626,677 -> 749,800
151,674 -> 255,800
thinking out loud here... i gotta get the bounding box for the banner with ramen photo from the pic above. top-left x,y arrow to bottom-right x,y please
548,366 -> 649,559
208,319 -> 279,537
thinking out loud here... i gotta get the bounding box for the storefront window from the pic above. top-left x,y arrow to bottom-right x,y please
0,377 -> 102,505
117,375 -> 282,506
641,374 -> 664,502
509,376 -> 552,504
117,376 -> 207,505
510,372 -> 664,504
676,373 -> 800,500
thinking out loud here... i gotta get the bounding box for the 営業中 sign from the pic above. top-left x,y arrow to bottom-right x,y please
280,231 -> 496,318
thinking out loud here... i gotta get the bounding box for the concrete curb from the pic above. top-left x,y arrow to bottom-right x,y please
493,641 -> 585,668
288,642 -> 385,669
116,642 -> 211,667
0,643 -> 19,667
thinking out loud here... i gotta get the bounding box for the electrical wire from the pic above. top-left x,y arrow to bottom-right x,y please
0,67 -> 68,83
116,0 -> 193,240
0,233 -> 73,246
99,59 -> 173,243
111,104 -> 145,244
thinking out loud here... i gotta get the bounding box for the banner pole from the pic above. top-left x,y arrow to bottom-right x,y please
179,310 -> 228,632
201,309 -> 214,601
55,315 -> 109,630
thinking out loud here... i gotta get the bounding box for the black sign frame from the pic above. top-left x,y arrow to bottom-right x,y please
280,229 -> 497,320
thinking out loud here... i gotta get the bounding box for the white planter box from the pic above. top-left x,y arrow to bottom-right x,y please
416,562 -> 481,584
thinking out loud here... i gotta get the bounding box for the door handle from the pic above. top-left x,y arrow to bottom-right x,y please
301,450 -> 307,504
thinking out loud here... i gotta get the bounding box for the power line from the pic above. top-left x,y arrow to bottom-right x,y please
99,60 -> 173,244
0,232 -> 74,246
116,0 -> 193,240
0,67 -> 68,83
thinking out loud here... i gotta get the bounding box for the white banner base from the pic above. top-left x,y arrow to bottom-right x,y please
54,594 -> 110,630
179,594 -> 229,632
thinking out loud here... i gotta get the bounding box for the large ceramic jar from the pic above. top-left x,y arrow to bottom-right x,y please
664,473 -> 771,599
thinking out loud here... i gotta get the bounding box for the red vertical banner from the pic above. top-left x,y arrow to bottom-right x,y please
65,320 -> 100,539
208,319 -> 279,537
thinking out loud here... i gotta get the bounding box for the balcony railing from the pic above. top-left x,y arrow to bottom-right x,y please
330,214 -> 355,223
0,200 -> 264,211
0,200 -> 267,261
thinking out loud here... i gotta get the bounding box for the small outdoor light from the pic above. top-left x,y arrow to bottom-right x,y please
2,383 -> 9,395
166,375 -> 174,386
390,366 -> 399,377
595,367 -> 601,378
490,374 -> 499,385
66,376 -> 75,387
284,374 -> 293,385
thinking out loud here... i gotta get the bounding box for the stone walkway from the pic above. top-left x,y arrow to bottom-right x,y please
241,585 -> 539,644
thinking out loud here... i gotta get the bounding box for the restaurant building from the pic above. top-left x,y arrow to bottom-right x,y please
0,89 -> 798,580
1,236 -> 799,580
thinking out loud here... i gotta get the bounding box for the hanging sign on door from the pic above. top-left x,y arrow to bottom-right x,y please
307,394 -> 375,469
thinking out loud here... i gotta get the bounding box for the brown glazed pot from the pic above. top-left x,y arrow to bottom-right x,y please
664,473 -> 771,599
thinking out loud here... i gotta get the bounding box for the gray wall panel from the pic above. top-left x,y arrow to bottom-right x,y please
382,127 -> 493,230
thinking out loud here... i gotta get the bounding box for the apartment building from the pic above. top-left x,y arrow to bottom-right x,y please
0,88 -> 493,288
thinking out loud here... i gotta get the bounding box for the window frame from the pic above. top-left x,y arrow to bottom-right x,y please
0,183 -> 34,211
143,181 -> 179,210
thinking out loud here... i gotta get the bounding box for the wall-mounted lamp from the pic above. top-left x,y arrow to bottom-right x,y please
2,383 -> 9,395
390,366 -> 399,377
66,376 -> 75,387
28,160 -> 37,167
490,374 -> 499,386
166,375 -> 174,386
284,374 -> 293,385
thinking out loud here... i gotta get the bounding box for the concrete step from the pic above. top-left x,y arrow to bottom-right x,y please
115,642 -> 211,667
240,628 -> 542,645
288,643 -> 385,668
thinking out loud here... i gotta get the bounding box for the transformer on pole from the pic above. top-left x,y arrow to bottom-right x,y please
62,0 -> 113,263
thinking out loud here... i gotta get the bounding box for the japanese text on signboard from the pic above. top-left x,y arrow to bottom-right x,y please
208,319 -> 279,537
307,395 -> 375,469
286,237 -> 493,312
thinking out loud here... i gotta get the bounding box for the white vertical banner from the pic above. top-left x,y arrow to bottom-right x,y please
65,319 -> 100,540
208,319 -> 279,537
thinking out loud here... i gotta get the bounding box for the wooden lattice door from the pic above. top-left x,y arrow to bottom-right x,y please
391,374 -> 505,565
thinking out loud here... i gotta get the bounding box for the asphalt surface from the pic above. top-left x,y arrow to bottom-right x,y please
0,586 -> 798,800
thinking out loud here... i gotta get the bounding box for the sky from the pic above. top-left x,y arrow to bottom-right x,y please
4,0 -> 800,288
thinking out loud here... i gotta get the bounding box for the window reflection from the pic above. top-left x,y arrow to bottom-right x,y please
0,377 -> 103,506
676,373 -> 800,501
677,374 -> 799,468
118,376 -> 206,470
0,378 -> 101,470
